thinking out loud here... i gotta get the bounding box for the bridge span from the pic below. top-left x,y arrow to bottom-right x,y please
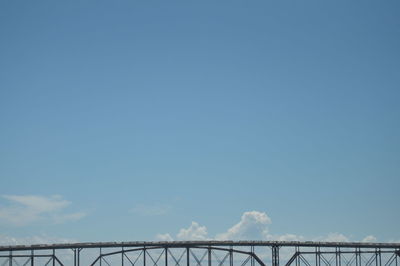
0,241 -> 399,266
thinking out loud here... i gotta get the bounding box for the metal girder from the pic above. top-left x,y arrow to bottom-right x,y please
1,242 -> 400,252
0,241 -> 399,266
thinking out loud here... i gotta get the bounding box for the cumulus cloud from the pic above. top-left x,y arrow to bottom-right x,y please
362,235 -> 377,242
156,233 -> 174,241
0,195 -> 86,226
156,211 -> 272,241
177,222 -> 208,240
155,211 -> 378,243
216,211 -> 271,240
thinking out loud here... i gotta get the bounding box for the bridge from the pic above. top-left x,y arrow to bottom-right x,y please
0,241 -> 399,266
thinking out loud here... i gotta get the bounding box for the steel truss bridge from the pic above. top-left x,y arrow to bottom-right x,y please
0,241 -> 399,266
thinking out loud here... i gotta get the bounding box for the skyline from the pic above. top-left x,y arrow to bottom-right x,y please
1,0 -> 399,245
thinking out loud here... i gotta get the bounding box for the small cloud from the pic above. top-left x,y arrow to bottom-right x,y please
3,195 -> 70,212
0,195 -> 86,226
320,233 -> 349,242
362,235 -> 377,242
216,211 -> 271,240
131,203 -> 172,216
0,234 -> 76,245
177,222 -> 208,240
156,233 -> 174,241
53,211 -> 87,224
268,233 -> 305,241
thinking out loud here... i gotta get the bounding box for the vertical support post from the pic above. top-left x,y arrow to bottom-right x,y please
335,248 -> 341,266
208,247 -> 211,266
251,246 -> 254,266
122,247 -> 124,266
187,247 -> 190,266
9,250 -> 12,266
335,248 -> 338,266
31,249 -> 34,266
229,247 -> 233,266
100,248 -> 102,266
78,248 -> 81,266
378,249 -> 382,266
272,246 -> 279,266
165,248 -> 168,266
355,248 -> 360,266
295,247 -> 299,266
73,249 -> 77,266
355,248 -> 358,266
315,247 -> 320,266
144,247 -> 146,266
53,249 -> 56,266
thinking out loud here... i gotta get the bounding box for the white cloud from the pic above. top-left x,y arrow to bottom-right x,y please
0,195 -> 86,226
216,211 -> 271,240
268,233 -> 305,241
131,203 -> 172,216
3,195 -> 70,212
320,233 -> 350,242
156,233 -> 174,241
155,211 -> 380,243
177,221 -> 208,240
0,234 -> 76,245
362,235 -> 377,242
53,211 -> 87,224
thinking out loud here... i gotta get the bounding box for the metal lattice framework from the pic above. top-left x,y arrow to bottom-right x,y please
0,241 -> 399,266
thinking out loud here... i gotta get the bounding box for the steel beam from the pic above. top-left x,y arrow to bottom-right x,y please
1,241 -> 400,266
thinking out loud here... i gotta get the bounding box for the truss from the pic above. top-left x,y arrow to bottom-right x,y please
0,241 -> 399,266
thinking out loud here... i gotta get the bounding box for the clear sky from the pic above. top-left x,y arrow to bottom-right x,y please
0,0 -> 399,244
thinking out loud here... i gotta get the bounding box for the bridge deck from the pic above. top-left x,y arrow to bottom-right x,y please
1,240 -> 400,251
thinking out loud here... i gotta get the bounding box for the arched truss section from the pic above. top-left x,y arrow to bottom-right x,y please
89,246 -> 266,266
283,247 -> 400,266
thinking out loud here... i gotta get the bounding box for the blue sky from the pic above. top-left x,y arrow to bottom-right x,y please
0,0 -> 399,244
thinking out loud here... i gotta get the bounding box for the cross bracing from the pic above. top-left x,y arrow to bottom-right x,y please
0,241 -> 399,266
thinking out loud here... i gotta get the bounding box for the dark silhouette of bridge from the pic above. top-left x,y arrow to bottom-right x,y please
0,241 -> 399,266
